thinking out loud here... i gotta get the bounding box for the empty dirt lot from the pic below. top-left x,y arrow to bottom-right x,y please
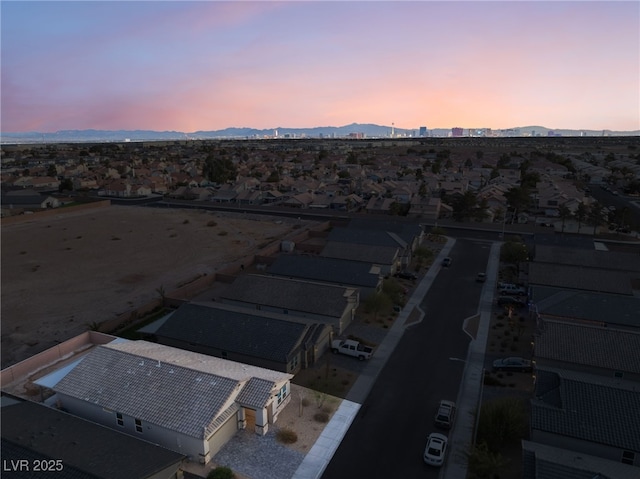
1,205 -> 305,368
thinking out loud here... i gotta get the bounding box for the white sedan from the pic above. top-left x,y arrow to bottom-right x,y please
423,432 -> 448,466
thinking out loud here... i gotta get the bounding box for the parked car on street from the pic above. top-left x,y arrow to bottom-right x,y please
492,357 -> 532,372
394,270 -> 418,280
476,273 -> 486,283
434,400 -> 456,430
497,283 -> 527,296
423,433 -> 448,466
442,257 -> 452,267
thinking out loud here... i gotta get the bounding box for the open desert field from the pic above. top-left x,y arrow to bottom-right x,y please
1,205 -> 303,368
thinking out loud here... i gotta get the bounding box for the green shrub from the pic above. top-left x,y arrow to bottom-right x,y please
276,428 -> 298,444
207,466 -> 235,479
314,412 -> 330,423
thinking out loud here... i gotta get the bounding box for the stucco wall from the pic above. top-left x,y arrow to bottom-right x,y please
57,394 -> 207,462
1,200 -> 111,225
0,331 -> 115,388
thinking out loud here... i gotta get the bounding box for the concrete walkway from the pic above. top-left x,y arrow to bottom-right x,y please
291,237 -> 459,479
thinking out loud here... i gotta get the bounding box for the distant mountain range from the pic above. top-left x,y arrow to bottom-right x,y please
1,123 -> 638,143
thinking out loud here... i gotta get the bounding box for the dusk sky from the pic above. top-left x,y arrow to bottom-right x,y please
2,1 -> 639,133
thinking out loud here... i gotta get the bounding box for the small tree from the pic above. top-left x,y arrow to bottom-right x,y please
558,204 -> 572,235
466,441 -> 509,479
575,202 -> 589,233
476,397 -> 527,451
363,292 -> 392,321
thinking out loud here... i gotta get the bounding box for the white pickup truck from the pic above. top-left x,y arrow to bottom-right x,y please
331,339 -> 374,360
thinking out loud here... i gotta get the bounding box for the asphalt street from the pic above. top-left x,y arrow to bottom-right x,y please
321,238 -> 493,479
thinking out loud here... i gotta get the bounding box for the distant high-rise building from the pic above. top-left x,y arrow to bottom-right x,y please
451,127 -> 463,137
419,126 -> 427,137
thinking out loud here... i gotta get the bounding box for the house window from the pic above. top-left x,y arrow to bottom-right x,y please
289,355 -> 298,372
622,450 -> 635,465
135,418 -> 143,433
277,385 -> 288,405
116,412 -> 124,427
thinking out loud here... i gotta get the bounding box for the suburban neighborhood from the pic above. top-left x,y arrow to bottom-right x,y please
1,136 -> 640,479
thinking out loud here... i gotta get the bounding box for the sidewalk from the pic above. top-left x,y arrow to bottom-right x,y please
291,237 -> 457,479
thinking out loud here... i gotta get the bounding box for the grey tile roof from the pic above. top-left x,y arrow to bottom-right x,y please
156,303 -> 308,362
53,341 -> 291,440
531,286 -> 640,328
54,346 -> 238,439
267,254 -> 381,288
1,396 -> 184,479
534,245 -> 640,272
522,440 -> 638,479
321,241 -> 399,264
531,369 -> 640,451
528,263 -> 635,295
535,320 -> 640,374
236,377 -> 277,409
221,274 -> 356,318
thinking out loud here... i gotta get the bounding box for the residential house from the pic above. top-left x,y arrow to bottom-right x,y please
522,440 -> 640,479
102,180 -> 131,197
28,176 -> 61,189
533,319 -> 640,381
235,189 -> 263,205
73,177 -> 99,190
329,193 -> 364,211
45,340 -> 292,464
262,190 -> 284,204
439,180 -> 468,197
219,274 -> 359,335
267,254 -> 383,299
528,245 -> 640,297
365,196 -> 395,215
530,368 -> 640,466
1,394 -> 186,479
1,190 -> 60,216
321,242 -> 400,277
408,196 -> 440,220
283,192 -> 314,208
325,226 -> 414,268
210,185 -> 237,203
530,286 -> 640,330
149,302 -> 332,373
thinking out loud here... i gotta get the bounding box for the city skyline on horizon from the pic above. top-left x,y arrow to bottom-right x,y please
2,1 -> 639,134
